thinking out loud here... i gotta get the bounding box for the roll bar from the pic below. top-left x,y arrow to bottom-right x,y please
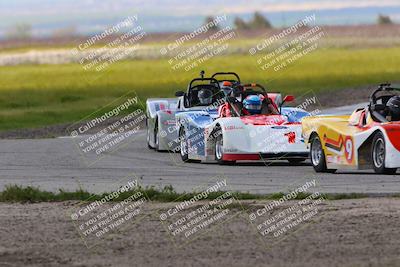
211,72 -> 241,83
188,77 -> 221,91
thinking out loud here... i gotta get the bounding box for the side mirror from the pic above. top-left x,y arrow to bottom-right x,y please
175,91 -> 185,97
283,95 -> 295,103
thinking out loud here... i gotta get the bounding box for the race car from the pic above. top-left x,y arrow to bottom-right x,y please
302,83 -> 400,174
146,98 -> 179,151
146,72 -> 226,151
177,83 -> 310,164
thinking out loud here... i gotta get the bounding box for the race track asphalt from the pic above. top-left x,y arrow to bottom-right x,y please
0,128 -> 398,195
1,103 -> 399,194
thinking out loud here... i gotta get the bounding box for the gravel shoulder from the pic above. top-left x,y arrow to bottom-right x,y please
1,198 -> 399,267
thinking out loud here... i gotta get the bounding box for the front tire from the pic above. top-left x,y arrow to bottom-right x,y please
146,120 -> 153,149
154,119 -> 161,151
371,132 -> 397,174
180,128 -> 195,163
146,118 -> 155,149
215,129 -> 235,165
310,135 -> 336,173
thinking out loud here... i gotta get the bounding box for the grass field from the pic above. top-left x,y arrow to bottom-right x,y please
0,46 -> 400,131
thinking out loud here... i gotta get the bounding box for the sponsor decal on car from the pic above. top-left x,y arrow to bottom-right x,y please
163,119 -> 176,125
323,134 -> 344,155
271,126 -> 288,129
284,132 -> 296,143
224,125 -> 244,131
323,134 -> 354,164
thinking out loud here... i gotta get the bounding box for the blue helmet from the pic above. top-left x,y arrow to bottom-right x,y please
243,95 -> 262,114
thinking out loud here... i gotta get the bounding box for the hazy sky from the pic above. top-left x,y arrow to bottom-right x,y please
0,0 -> 399,36
1,0 -> 400,15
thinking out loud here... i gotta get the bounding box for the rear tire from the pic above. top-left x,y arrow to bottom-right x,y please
310,135 -> 336,173
371,132 -> 397,174
215,129 -> 235,165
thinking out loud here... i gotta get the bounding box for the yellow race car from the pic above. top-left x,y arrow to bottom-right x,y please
302,84 -> 400,174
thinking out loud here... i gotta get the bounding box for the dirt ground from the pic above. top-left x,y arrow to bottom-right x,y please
1,198 -> 400,267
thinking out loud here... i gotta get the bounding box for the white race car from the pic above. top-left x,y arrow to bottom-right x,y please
177,83 -> 310,164
146,98 -> 179,151
146,71 -> 241,152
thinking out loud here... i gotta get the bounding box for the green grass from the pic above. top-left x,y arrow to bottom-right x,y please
0,184 -> 392,203
1,46 -> 400,131
0,184 -> 265,203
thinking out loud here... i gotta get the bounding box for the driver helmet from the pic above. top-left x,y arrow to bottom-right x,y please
221,81 -> 233,96
387,95 -> 400,121
243,95 -> 262,114
198,88 -> 213,105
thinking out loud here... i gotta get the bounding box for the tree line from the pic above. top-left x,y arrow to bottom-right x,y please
4,13 -> 397,40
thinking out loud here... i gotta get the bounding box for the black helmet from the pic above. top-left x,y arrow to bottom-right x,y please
387,95 -> 400,121
198,88 -> 213,105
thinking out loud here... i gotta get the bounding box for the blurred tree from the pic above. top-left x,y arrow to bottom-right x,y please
377,14 -> 393,25
250,12 -> 272,29
204,16 -> 220,31
6,23 -> 32,40
234,17 -> 249,30
233,13 -> 272,30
